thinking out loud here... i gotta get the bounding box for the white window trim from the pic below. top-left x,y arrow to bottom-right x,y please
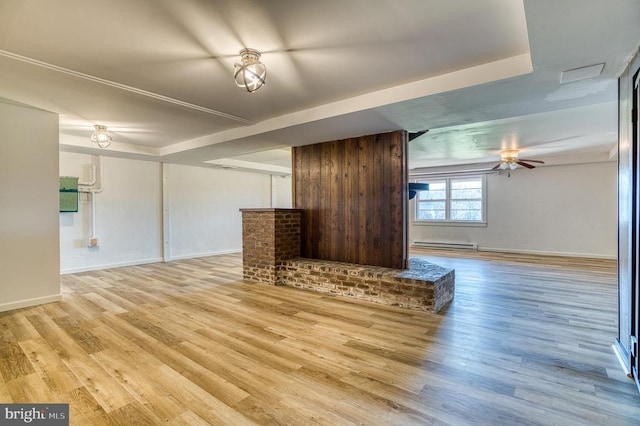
411,175 -> 487,227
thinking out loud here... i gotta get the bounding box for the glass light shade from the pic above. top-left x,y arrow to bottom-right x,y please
234,48 -> 266,93
90,125 -> 112,148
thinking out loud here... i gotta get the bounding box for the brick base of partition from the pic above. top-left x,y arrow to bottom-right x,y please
240,208 -> 454,312
240,208 -> 303,285
279,257 -> 454,313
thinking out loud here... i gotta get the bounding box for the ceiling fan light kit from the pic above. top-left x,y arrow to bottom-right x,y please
234,48 -> 266,93
90,125 -> 112,149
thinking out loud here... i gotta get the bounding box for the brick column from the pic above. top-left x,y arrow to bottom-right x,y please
240,208 -> 302,285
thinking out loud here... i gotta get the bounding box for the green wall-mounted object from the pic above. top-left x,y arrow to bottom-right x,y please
60,176 -> 78,212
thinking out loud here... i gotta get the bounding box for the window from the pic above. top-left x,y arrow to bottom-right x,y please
414,175 -> 485,224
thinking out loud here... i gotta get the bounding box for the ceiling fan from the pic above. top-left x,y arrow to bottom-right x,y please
491,149 -> 544,177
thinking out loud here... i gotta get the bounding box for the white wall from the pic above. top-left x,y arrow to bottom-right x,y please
272,175 -> 293,208
58,153 -> 616,273
59,155 -> 274,272
0,100 -> 60,311
410,161 -> 617,258
60,153 -> 163,273
165,164 -> 271,259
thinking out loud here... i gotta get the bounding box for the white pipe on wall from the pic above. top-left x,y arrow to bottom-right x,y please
89,156 -> 104,244
76,156 -> 104,246
78,163 -> 97,187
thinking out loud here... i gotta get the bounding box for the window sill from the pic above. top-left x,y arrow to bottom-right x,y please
411,221 -> 487,228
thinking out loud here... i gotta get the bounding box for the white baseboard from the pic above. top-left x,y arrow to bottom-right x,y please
412,241 -> 478,250
478,247 -> 616,260
0,293 -> 62,313
166,249 -> 242,261
61,250 -> 243,274
60,257 -> 163,274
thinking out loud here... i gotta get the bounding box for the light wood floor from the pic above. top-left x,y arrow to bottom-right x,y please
0,250 -> 638,425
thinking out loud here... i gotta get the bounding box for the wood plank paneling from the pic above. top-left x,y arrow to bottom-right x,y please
357,135 -> 370,264
294,146 -> 311,257
293,131 -> 407,269
329,141 -> 344,261
345,138 -> 359,263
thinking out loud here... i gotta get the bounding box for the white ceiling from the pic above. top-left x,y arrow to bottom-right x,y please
0,0 -> 638,174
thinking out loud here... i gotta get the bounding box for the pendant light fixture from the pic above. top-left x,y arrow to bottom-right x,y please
234,48 -> 266,93
90,125 -> 112,148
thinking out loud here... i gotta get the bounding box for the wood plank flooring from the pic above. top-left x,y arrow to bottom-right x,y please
0,250 -> 638,425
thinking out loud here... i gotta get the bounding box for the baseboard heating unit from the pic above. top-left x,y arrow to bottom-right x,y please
412,241 -> 478,250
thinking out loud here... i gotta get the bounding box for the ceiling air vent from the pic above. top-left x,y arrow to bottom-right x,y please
560,63 -> 604,84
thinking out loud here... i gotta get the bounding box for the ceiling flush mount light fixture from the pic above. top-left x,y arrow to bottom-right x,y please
234,48 -> 266,93
90,125 -> 112,148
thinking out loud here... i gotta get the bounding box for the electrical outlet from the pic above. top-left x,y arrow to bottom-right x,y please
88,237 -> 98,247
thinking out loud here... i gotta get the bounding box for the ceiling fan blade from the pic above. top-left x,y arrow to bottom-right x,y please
517,161 -> 535,169
408,130 -> 429,141
490,163 -> 502,171
519,159 -> 545,164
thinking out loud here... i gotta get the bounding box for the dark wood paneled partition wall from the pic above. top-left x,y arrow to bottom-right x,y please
292,131 -> 408,269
